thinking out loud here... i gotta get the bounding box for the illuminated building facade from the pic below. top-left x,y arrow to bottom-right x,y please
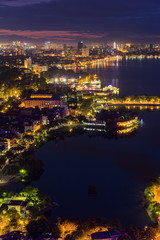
113,42 -> 117,49
44,41 -> 56,50
33,64 -> 48,74
82,47 -> 90,57
20,94 -> 63,109
22,98 -> 62,109
30,94 -> 53,99
24,57 -> 32,68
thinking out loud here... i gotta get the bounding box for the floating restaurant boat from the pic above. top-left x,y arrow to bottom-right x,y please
117,117 -> 140,128
117,117 -> 141,135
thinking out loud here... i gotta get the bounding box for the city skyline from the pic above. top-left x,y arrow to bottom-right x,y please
0,0 -> 160,42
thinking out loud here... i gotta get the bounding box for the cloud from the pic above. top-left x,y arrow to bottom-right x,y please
0,0 -> 160,41
128,34 -> 160,40
0,29 -> 105,40
0,0 -> 52,7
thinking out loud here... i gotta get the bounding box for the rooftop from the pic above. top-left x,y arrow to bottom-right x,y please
8,200 -> 28,207
91,231 -> 111,239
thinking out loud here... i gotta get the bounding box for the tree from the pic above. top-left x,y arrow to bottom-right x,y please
20,186 -> 39,199
141,226 -> 157,240
125,226 -> 142,240
56,218 -> 115,240
125,226 -> 156,240
79,99 -> 93,115
57,219 -> 78,240
26,215 -> 52,239
118,234 -> 131,240
0,208 -> 28,235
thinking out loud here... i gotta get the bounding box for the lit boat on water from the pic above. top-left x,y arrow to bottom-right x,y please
117,117 -> 141,135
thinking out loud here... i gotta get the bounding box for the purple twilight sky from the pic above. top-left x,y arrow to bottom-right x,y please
0,0 -> 160,43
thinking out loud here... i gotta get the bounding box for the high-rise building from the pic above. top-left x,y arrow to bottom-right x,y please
150,44 -> 155,49
44,41 -> 50,50
63,44 -> 67,51
45,41 -> 56,50
82,47 -> 89,57
113,42 -> 117,49
18,49 -> 25,55
50,42 -> 57,49
24,57 -> 32,69
12,41 -> 21,47
78,41 -> 84,51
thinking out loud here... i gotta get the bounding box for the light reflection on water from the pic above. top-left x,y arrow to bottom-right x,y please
4,110 -> 160,227
4,59 -> 160,227
76,58 -> 160,96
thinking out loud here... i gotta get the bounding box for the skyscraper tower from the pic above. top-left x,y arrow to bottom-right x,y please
78,41 -> 83,51
113,42 -> 117,49
24,57 -> 32,69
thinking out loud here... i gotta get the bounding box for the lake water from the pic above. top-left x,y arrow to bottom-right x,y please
86,58 -> 160,96
33,110 -> 160,227
7,59 -> 160,227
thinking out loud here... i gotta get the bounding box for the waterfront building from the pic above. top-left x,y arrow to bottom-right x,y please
22,98 -> 62,109
20,94 -> 63,109
81,85 -> 119,96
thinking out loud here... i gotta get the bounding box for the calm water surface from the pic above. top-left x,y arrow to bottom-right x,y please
7,59 -> 160,227
33,111 -> 160,226
86,58 -> 160,95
